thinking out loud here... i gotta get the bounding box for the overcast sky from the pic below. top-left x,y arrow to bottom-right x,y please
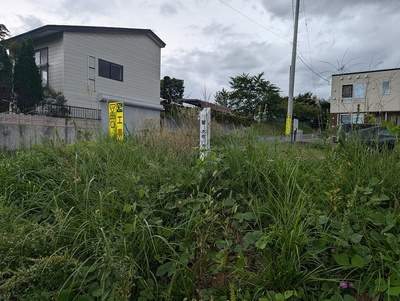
2,0 -> 400,101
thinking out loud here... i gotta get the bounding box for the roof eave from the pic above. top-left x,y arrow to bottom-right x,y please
7,25 -> 166,48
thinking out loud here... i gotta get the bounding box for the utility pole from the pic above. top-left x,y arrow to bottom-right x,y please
285,0 -> 300,141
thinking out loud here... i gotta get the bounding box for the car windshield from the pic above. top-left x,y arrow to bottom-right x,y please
378,128 -> 391,136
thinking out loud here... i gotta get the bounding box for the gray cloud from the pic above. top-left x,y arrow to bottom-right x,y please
202,22 -> 233,36
14,15 -> 44,34
54,0 -> 117,23
160,3 -> 179,16
164,40 -> 270,76
162,39 -> 286,98
260,0 -> 400,20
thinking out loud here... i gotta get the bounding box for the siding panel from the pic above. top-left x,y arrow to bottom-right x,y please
63,32 -> 162,108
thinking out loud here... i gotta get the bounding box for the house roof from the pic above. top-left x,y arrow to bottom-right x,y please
7,24 -> 166,48
179,99 -> 232,115
331,68 -> 400,77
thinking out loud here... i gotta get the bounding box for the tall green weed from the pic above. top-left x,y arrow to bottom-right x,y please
0,129 -> 399,300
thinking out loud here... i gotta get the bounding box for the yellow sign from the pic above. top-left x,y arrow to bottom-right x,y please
116,102 -> 124,140
108,102 -> 124,140
285,115 -> 292,136
109,103 -> 116,137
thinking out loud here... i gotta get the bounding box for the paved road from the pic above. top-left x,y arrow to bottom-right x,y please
259,133 -> 324,143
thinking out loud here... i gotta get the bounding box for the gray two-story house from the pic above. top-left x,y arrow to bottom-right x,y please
8,25 -> 166,132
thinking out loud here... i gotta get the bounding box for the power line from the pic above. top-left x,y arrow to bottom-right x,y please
297,54 -> 331,84
219,0 -> 292,43
219,0 -> 331,85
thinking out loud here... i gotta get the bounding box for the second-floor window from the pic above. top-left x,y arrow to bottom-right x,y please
35,48 -> 48,85
98,59 -> 123,81
382,81 -> 390,94
342,85 -> 353,102
341,83 -> 365,103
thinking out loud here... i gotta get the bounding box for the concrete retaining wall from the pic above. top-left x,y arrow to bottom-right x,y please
0,113 -> 101,150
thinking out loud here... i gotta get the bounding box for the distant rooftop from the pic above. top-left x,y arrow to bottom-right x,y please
179,99 -> 232,115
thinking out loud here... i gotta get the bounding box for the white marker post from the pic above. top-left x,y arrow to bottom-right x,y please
199,108 -> 211,160
293,118 -> 299,141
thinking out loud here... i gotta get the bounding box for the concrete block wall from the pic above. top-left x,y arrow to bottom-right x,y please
0,113 -> 101,150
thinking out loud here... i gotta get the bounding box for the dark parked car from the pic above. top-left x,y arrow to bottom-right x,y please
345,126 -> 396,150
333,123 -> 377,144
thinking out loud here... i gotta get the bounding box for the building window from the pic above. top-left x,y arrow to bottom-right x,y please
98,59 -> 123,81
34,48 -> 48,85
382,81 -> 390,94
342,84 -> 353,103
391,116 -> 400,125
341,83 -> 365,102
353,83 -> 365,102
342,85 -> 353,97
340,113 -> 364,124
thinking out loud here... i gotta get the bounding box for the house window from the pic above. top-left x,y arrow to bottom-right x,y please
353,83 -> 365,102
382,81 -> 390,94
98,59 -> 123,81
342,85 -> 353,98
391,116 -> 400,125
34,48 -> 48,85
342,85 -> 353,103
340,113 -> 364,124
341,83 -> 365,102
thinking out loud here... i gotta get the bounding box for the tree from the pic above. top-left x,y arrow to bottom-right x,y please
13,38 -> 43,112
291,92 -> 330,129
214,88 -> 230,107
0,46 -> 13,112
42,86 -> 67,105
0,24 -> 9,41
318,99 -> 330,129
215,72 -> 284,121
0,24 -> 12,112
160,76 -> 184,104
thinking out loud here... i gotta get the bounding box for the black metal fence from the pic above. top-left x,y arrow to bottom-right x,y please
33,103 -> 102,120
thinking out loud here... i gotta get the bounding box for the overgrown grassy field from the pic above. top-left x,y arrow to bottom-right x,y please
0,127 -> 399,301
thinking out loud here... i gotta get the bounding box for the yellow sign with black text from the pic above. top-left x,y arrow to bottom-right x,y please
108,102 -> 124,140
